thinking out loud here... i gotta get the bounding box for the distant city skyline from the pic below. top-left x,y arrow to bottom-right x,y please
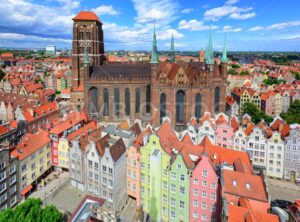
0,0 -> 299,51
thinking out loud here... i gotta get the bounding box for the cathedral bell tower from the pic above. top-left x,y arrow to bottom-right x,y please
70,11 -> 104,111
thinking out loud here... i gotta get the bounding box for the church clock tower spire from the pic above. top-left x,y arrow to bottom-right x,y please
221,33 -> 228,63
169,33 -> 175,62
150,23 -> 159,64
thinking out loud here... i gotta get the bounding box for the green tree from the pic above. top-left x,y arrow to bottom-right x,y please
0,69 -> 5,81
231,64 -> 241,69
242,102 -> 273,124
228,69 -> 238,75
281,100 -> 300,124
0,198 -> 62,222
239,70 -> 249,76
295,72 -> 300,80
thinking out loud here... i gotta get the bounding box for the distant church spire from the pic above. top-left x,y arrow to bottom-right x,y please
83,31 -> 89,65
221,33 -> 228,63
150,22 -> 159,64
169,33 -> 175,62
206,31 -> 214,65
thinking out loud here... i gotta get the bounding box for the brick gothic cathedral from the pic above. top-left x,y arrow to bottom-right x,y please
70,11 -> 227,129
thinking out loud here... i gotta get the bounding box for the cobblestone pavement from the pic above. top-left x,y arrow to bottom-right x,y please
265,176 -> 300,202
43,179 -> 85,214
29,171 -> 69,200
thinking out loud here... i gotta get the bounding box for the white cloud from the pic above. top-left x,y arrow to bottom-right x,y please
248,26 -> 263,31
229,12 -> 256,20
0,32 -> 71,43
131,0 -> 179,25
225,0 -> 239,5
221,25 -> 242,32
204,1 -> 255,21
181,8 -> 194,14
178,19 -> 217,31
93,5 -> 119,16
157,29 -> 184,40
266,20 -> 300,30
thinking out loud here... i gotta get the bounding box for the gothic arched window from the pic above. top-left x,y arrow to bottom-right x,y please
135,88 -> 141,113
114,88 -> 120,117
160,93 -> 166,124
125,88 -> 130,116
176,90 -> 185,123
195,93 -> 202,119
146,85 -> 151,113
103,88 -> 109,116
214,87 -> 220,114
88,87 -> 98,115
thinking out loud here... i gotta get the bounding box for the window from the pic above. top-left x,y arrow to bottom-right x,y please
160,93 -> 167,123
202,180 -> 207,187
202,191 -> 207,198
171,172 -> 176,180
114,88 -> 120,116
177,164 -> 182,169
201,202 -> 207,210
0,172 -> 6,182
162,194 -> 167,204
108,168 -> 113,175
202,170 -> 208,177
211,182 -> 216,189
179,200 -> 185,209
180,174 -> 185,181
193,211 -> 199,218
214,87 -> 220,113
88,160 -> 92,167
193,199 -> 199,207
125,88 -> 130,116
193,188 -> 199,196
89,87 -> 98,114
163,181 -> 167,190
171,198 -> 176,207
135,88 -> 141,113
194,178 -> 199,185
180,186 -> 185,195
176,90 -> 185,123
201,214 -> 207,221
103,88 -> 109,116
94,162 -> 99,169
210,193 -> 216,200
211,205 -> 216,212
171,210 -> 176,219
171,184 -> 176,193
195,93 -> 202,119
246,183 -> 251,190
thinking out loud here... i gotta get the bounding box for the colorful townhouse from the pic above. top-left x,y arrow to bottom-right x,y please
261,91 -> 282,117
57,121 -> 97,170
231,88 -> 261,114
246,126 -> 267,170
140,133 -> 171,221
284,124 -> 300,182
49,111 -> 87,167
233,126 -> 247,152
266,131 -> 285,179
127,127 -> 152,207
198,113 -> 216,145
11,130 -> 52,200
215,113 -> 234,149
190,154 -> 220,222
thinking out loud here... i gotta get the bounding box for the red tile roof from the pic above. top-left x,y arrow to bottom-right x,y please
11,130 -> 50,160
0,125 -> 10,135
34,102 -> 58,116
66,121 -> 97,141
231,116 -> 239,132
222,170 -> 268,203
73,11 -> 101,23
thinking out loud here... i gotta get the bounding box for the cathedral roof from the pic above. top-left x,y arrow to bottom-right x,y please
73,11 -> 102,23
90,64 -> 151,80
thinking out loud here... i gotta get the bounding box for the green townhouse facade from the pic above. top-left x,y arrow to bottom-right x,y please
140,134 -> 190,222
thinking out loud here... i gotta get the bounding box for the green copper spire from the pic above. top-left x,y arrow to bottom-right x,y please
150,23 -> 159,64
206,31 -> 214,65
221,33 -> 228,63
83,32 -> 89,65
170,33 -> 175,62
205,36 -> 209,63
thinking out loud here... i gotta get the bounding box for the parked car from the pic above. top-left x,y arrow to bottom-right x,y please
271,199 -> 292,209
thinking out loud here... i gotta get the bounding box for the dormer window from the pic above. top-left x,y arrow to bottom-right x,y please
232,180 -> 237,186
246,183 -> 251,190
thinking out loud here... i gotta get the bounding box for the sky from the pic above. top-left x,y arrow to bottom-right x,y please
0,0 -> 299,51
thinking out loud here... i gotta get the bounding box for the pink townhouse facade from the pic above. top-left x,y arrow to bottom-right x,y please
190,155 -> 220,222
126,145 -> 141,206
215,115 -> 234,149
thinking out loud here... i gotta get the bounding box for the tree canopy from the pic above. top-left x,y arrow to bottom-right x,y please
281,100 -> 300,124
0,198 -> 62,222
263,77 -> 286,85
242,102 -> 273,125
